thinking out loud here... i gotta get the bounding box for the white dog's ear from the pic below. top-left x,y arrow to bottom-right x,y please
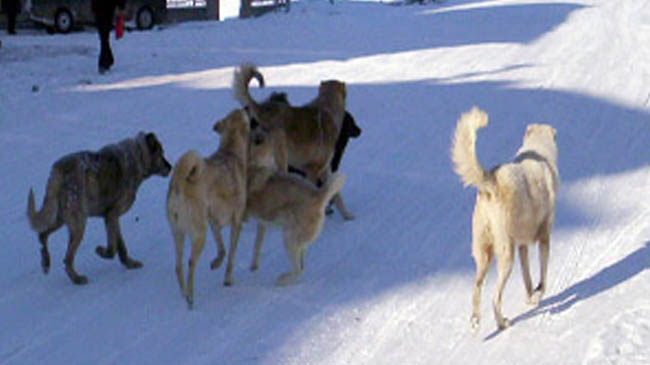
525,125 -> 536,137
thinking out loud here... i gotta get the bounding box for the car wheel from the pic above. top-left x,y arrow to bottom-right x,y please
136,6 -> 154,30
55,8 -> 74,34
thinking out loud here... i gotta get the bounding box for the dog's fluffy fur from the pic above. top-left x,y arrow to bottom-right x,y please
246,130 -> 345,286
451,107 -> 559,332
232,63 -> 346,185
166,109 -> 249,309
27,132 -> 172,285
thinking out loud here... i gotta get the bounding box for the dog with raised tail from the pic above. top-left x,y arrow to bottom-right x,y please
451,107 -> 559,333
166,109 -> 250,309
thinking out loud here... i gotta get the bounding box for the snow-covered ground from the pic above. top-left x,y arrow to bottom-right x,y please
1,0 -> 649,363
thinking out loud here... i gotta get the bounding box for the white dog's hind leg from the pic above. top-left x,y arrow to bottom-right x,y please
518,245 -> 535,304
471,245 -> 492,334
493,240 -> 514,330
530,235 -> 550,305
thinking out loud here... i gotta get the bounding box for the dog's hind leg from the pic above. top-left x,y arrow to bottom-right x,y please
531,234 -> 550,305
38,220 -> 63,274
63,215 -> 88,285
208,220 -> 226,271
492,239 -> 514,330
276,233 -> 304,286
250,221 -> 267,271
518,245 -> 535,304
186,230 -> 206,310
471,243 -> 492,334
171,228 -> 186,298
223,220 -> 243,287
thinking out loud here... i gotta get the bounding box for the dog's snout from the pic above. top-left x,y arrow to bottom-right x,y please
250,118 -> 260,130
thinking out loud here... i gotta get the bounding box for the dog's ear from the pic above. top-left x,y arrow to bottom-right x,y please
525,125 -> 536,138
145,133 -> 162,153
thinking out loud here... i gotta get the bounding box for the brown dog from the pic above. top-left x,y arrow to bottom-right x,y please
232,63 -> 346,186
166,109 -> 250,309
27,132 -> 172,285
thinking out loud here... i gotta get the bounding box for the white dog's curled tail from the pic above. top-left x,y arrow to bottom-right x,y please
27,171 -> 62,233
318,173 -> 346,210
233,63 -> 265,112
451,107 -> 495,193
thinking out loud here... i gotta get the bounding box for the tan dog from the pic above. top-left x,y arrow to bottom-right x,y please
451,107 -> 559,333
232,63 -> 346,185
246,130 -> 346,286
166,109 -> 249,309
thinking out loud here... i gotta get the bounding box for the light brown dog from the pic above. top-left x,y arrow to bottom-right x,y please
232,63 -> 346,186
166,109 -> 249,309
246,129 -> 346,286
451,107 -> 560,333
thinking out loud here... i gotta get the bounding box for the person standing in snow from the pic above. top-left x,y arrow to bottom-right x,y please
2,0 -> 21,35
92,0 -> 125,74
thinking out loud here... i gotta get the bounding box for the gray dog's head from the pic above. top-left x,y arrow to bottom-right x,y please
142,132 -> 172,177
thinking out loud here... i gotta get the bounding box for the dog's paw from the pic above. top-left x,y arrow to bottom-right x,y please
185,295 -> 194,310
496,317 -> 511,330
527,290 -> 544,306
95,246 -> 115,259
40,250 -> 51,274
123,258 -> 143,269
250,263 -> 259,272
223,278 -> 233,287
342,212 -> 356,221
470,315 -> 480,335
72,275 -> 89,285
210,255 -> 225,270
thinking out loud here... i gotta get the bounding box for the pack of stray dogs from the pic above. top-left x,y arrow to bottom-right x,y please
26,64 -> 560,332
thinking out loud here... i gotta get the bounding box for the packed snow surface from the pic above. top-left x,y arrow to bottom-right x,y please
1,0 -> 649,364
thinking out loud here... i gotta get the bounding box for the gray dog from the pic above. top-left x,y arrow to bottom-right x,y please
27,132 -> 172,285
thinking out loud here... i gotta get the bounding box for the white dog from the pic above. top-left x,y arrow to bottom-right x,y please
450,107 -> 559,332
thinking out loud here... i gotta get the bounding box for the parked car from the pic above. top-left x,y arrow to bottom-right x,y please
26,0 -> 166,33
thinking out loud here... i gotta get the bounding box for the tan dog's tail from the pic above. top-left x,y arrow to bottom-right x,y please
233,63 -> 265,118
27,170 -> 62,233
317,173 -> 346,210
451,107 -> 495,193
171,151 -> 204,185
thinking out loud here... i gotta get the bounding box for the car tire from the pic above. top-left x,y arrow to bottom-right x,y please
55,8 -> 74,34
136,6 -> 154,30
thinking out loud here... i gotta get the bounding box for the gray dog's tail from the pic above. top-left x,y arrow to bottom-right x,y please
317,173 -> 346,210
451,107 -> 495,193
27,170 -> 62,233
233,63 -> 265,117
